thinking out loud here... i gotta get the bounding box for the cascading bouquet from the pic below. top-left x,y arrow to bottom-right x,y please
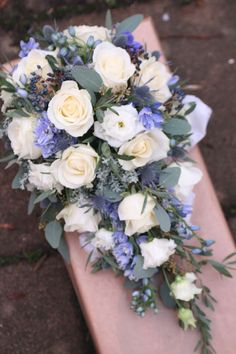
0,12 -> 235,354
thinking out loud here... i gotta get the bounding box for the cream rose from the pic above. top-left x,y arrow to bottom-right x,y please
12,49 -> 57,85
28,161 -> 63,192
57,203 -> 100,233
94,104 -> 143,147
140,238 -> 176,269
47,81 -> 93,137
118,193 -> 159,236
136,57 -> 172,103
170,161 -> 203,201
170,273 -> 202,302
93,42 -> 135,90
91,228 -> 114,251
64,25 -> 110,43
118,129 -> 170,170
51,144 -> 99,189
7,117 -> 41,160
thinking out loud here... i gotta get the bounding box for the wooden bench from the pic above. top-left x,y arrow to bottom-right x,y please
65,18 -> 236,354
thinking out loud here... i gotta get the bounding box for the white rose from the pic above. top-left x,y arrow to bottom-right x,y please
57,203 -> 101,233
182,95 -> 212,148
140,238 -> 176,269
136,57 -> 172,103
94,104 -> 143,147
47,81 -> 93,137
170,272 -> 202,302
170,161 -> 203,201
51,144 -> 99,189
93,42 -> 135,90
91,228 -> 114,251
12,49 -> 57,85
28,161 -> 63,192
7,117 -> 41,160
118,129 -> 170,170
118,193 -> 159,236
64,25 -> 110,43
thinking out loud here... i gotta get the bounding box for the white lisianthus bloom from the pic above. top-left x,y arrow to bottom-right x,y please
47,81 -> 93,137
135,57 -> 172,103
94,104 -> 143,147
28,161 -> 63,192
118,193 -> 159,236
7,117 -> 41,160
12,49 -> 57,85
182,95 -> 212,148
64,25 -> 110,43
170,161 -> 203,201
118,129 -> 170,170
91,228 -> 114,251
57,203 -> 101,233
140,238 -> 176,269
170,272 -> 202,302
93,42 -> 135,90
51,144 -> 99,189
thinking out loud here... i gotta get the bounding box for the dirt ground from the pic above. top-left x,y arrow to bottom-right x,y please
0,0 -> 236,353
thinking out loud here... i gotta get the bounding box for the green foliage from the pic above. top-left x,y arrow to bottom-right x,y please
11,165 -> 25,189
71,66 -> 103,93
159,166 -> 181,188
159,281 -> 176,308
105,9 -> 112,29
154,203 -> 171,232
133,255 -> 158,280
163,118 -> 191,136
116,14 -> 144,35
45,220 -> 63,249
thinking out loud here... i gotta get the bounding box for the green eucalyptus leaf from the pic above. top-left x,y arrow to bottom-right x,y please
163,118 -> 191,136
12,165 -> 25,189
159,281 -> 176,308
154,203 -> 171,232
159,167 -> 181,188
208,260 -> 232,278
96,108 -> 104,122
116,14 -> 143,35
0,153 -> 15,163
45,220 -> 63,249
101,142 -> 111,157
28,191 -> 37,215
34,190 -> 55,204
71,66 -> 103,93
57,236 -> 70,263
124,278 -> 139,289
5,109 -> 30,118
184,102 -> 196,115
133,255 -> 158,280
105,9 -> 112,30
103,189 -> 122,202
116,154 -> 135,161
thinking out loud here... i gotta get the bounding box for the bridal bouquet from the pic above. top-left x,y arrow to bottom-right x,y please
0,12 -> 235,354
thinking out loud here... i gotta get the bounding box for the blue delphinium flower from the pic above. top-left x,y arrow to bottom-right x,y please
138,162 -> 162,187
112,231 -> 128,244
138,106 -> 163,130
19,38 -> 39,58
92,195 -> 122,228
113,241 -> 134,270
34,112 -> 76,158
113,31 -> 143,55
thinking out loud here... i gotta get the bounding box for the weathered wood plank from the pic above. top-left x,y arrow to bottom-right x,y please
66,18 -> 236,354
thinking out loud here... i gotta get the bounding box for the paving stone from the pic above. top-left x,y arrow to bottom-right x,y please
0,255 -> 95,354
